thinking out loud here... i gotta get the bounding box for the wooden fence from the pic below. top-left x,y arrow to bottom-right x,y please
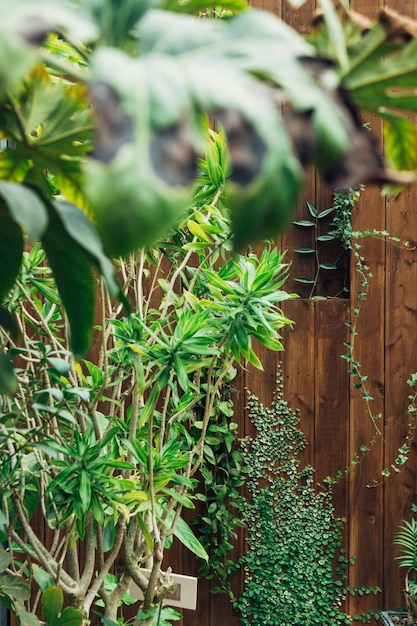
168,2 -> 417,624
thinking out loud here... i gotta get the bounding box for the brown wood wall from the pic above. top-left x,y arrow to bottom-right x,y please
174,2 -> 417,624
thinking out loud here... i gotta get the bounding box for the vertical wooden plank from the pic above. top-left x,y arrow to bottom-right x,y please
281,299 -> 316,467
314,300 -> 350,515
383,0 -> 417,611
385,178 -> 417,610
248,0 -> 281,14
343,2 -> 385,612
347,188 -> 386,620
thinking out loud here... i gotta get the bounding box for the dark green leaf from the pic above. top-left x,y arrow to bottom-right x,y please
0,349 -> 18,395
0,182 -> 48,241
293,219 -> 315,227
53,201 -> 119,298
319,263 -> 338,270
294,247 -> 315,254
41,204 -> 96,357
294,276 -> 314,284
0,202 -> 23,304
42,587 -> 63,625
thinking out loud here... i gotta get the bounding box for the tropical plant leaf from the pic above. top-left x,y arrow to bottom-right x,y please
381,110 -> 417,172
0,181 -> 48,241
41,204 -> 96,357
343,13 -> 417,115
0,201 -> 23,304
0,70 -> 92,201
53,201 -> 119,297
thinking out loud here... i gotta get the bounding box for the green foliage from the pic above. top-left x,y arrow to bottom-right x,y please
233,372 -> 379,626
1,0 -> 417,391
293,188 -> 359,298
394,507 -> 417,622
0,132 -> 295,623
0,549 -> 84,626
137,605 -> 182,626
192,388 -> 247,595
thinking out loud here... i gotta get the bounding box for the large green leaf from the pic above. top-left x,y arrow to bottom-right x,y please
0,202 -> 23,304
0,72 -> 93,203
89,11 -> 349,253
53,201 -> 119,297
0,181 -> 48,241
41,204 -> 96,357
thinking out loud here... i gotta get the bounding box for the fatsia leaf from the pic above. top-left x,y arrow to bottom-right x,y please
0,1 -> 97,46
86,50 -> 196,256
83,0 -> 153,47
381,110 -> 417,172
0,71 -> 92,201
344,10 -> 417,114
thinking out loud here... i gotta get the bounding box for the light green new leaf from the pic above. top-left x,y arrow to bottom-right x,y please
162,0 -> 248,13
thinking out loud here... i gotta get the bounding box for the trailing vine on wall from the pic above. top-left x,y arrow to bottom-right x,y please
232,371 -> 379,626
295,188 -> 417,486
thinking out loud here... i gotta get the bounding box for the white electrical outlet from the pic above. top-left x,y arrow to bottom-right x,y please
129,570 -> 198,610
